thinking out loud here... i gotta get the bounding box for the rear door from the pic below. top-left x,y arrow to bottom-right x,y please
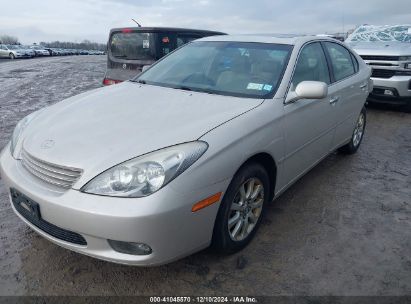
322,42 -> 367,149
282,42 -> 338,186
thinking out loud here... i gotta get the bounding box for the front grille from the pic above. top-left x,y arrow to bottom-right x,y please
10,188 -> 87,246
371,69 -> 396,79
21,149 -> 82,189
360,55 -> 400,61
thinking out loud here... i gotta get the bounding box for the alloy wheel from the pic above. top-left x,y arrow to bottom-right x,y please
228,178 -> 264,242
353,112 -> 365,147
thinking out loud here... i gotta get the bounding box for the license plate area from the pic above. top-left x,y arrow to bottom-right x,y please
9,188 -> 88,246
10,188 -> 42,220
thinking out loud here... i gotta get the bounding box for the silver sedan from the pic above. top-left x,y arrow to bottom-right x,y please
0,35 -> 372,265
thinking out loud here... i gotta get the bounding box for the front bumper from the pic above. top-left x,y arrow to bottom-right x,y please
0,146 -> 226,266
368,76 -> 411,105
15,53 -> 30,58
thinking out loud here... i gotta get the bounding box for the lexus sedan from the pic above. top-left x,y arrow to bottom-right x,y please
0,35 -> 372,265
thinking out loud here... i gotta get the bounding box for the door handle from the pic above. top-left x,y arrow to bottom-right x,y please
329,96 -> 340,104
360,83 -> 367,89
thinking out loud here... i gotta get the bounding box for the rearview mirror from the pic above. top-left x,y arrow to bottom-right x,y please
286,81 -> 328,103
142,65 -> 151,72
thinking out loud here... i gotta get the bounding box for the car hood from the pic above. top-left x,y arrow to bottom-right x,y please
21,82 -> 263,187
347,41 -> 411,56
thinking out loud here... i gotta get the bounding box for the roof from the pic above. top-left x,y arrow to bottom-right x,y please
109,27 -> 226,35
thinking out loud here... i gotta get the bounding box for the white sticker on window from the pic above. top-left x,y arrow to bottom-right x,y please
247,83 -> 264,90
143,40 -> 150,49
263,84 -> 273,91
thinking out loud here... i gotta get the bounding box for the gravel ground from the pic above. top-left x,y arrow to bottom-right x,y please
0,56 -> 410,296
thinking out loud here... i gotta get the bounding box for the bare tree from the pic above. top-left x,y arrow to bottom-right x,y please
0,35 -> 20,45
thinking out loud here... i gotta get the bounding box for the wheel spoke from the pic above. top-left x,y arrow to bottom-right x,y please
241,216 -> 249,237
246,179 -> 254,199
250,184 -> 262,200
250,198 -> 263,209
231,202 -> 243,211
232,219 -> 243,238
228,212 -> 241,228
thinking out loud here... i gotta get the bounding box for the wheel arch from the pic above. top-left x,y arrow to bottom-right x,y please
236,152 -> 277,202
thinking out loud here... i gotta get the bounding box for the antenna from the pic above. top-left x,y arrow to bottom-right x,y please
131,19 -> 142,27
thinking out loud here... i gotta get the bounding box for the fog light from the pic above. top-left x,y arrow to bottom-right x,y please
384,89 -> 394,96
108,240 -> 152,255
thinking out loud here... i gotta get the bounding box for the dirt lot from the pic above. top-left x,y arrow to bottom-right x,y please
0,56 -> 410,296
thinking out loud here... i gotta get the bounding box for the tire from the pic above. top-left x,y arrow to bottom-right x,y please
9,53 -> 15,60
212,162 -> 270,254
339,107 -> 366,154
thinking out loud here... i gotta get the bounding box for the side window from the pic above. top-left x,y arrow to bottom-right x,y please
324,42 -> 355,81
291,42 -> 330,91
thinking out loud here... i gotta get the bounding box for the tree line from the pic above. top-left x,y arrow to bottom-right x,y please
0,35 -> 20,44
40,40 -> 106,51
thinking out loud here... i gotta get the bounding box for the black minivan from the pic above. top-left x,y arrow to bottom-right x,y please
103,27 -> 225,85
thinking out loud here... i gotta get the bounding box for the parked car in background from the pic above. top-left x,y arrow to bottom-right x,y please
0,44 -> 31,59
29,45 -> 50,56
0,35 -> 372,265
346,24 -> 411,111
20,46 -> 36,58
103,27 -> 226,85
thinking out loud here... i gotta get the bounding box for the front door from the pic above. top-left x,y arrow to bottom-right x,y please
281,42 -> 337,188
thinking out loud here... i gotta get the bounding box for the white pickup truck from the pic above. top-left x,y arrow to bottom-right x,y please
346,25 -> 411,112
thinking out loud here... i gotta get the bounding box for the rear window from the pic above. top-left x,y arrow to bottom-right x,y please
110,32 -> 156,60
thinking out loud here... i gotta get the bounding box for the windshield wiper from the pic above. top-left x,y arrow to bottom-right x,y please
173,86 -> 217,95
174,86 -> 193,91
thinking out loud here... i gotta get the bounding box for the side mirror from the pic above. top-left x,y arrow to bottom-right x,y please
286,81 -> 328,103
142,65 -> 151,72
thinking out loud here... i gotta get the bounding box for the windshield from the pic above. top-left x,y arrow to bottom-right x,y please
6,45 -> 19,50
134,41 -> 292,99
346,25 -> 411,42
110,31 -> 155,60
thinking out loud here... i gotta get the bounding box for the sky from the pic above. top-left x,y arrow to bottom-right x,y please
0,0 -> 411,44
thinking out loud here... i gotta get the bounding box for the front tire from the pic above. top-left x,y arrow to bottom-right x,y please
9,53 -> 15,60
212,162 -> 269,254
339,107 -> 366,154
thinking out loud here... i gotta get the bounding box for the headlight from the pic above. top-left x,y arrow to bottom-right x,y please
10,111 -> 41,156
399,56 -> 411,61
81,141 -> 208,197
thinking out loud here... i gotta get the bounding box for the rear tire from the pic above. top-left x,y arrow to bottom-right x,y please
9,53 -> 15,60
212,162 -> 269,254
339,107 -> 366,154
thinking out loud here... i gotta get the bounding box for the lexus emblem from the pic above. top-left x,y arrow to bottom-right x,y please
41,139 -> 55,149
123,63 -> 127,69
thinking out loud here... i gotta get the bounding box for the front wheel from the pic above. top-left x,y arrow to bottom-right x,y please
212,162 -> 269,254
339,107 -> 366,154
9,53 -> 15,60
